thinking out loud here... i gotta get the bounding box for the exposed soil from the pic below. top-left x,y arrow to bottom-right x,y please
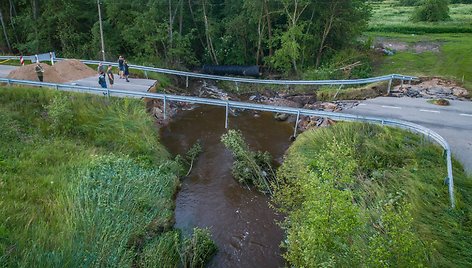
7,60 -> 96,83
391,77 -> 470,100
375,39 -> 441,53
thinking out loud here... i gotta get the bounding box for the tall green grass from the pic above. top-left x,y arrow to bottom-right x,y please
368,32 -> 472,89
274,123 -> 472,267
0,87 -> 215,267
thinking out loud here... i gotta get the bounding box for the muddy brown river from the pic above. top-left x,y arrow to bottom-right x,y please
160,105 -> 294,268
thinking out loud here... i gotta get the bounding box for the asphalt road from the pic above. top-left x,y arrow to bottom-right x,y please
347,97 -> 472,174
0,64 -> 156,94
1,64 -> 470,173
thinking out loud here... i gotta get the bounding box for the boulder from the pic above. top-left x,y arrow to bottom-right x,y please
452,87 -> 469,98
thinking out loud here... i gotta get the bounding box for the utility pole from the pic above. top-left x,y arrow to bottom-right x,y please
97,0 -> 106,61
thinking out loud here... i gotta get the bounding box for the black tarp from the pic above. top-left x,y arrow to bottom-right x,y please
202,65 -> 261,77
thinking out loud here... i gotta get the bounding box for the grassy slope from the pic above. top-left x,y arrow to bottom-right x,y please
368,1 -> 472,89
274,123 -> 472,267
0,87 -> 184,267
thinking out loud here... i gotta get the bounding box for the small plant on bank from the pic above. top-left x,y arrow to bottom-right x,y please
428,98 -> 450,105
221,129 -> 276,194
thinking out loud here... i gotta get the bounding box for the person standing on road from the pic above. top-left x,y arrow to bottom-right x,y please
98,72 -> 107,88
107,65 -> 114,88
118,55 -> 124,79
97,62 -> 105,75
124,60 -> 130,82
35,63 -> 44,82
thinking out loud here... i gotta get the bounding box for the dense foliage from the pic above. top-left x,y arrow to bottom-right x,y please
221,129 -> 276,194
0,88 -> 216,267
274,123 -> 472,267
412,0 -> 450,21
0,0 -> 371,74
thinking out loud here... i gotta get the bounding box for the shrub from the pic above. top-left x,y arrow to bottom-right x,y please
412,0 -> 450,22
221,129 -> 276,194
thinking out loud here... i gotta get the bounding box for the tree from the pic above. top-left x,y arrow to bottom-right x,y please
412,0 -> 450,22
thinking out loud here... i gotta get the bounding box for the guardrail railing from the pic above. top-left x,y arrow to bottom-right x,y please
0,77 -> 455,208
0,55 -> 416,93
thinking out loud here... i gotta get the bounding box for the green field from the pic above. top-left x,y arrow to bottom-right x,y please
0,87 -> 215,267
274,123 -> 472,267
369,1 -> 472,33
368,1 -> 472,89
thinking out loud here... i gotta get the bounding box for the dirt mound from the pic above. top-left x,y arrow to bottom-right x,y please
54,59 -> 96,81
7,63 -> 65,83
7,60 -> 96,83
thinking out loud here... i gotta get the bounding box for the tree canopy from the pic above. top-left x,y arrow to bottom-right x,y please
0,0 -> 371,74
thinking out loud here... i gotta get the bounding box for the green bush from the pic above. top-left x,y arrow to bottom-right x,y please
274,123 -> 472,267
412,0 -> 451,22
221,129 -> 276,194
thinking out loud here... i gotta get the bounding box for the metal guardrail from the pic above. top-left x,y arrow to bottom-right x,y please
0,77 -> 455,208
0,55 -> 416,90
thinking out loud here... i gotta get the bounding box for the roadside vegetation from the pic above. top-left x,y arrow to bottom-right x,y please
0,87 -> 216,267
274,123 -> 472,267
367,1 -> 472,89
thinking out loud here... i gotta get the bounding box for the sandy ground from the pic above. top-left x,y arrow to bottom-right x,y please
7,60 -> 96,83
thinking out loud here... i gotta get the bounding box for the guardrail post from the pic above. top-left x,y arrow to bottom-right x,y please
446,149 -> 455,208
7,79 -> 10,86
225,102 -> 229,129
387,77 -> 393,95
235,82 -> 239,92
293,110 -> 300,138
186,76 -> 189,88
106,87 -> 110,98
400,77 -> 404,88
144,70 -> 148,79
55,84 -> 59,90
163,95 -> 167,120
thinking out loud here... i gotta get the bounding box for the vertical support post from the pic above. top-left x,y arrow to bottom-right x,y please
293,110 -> 300,138
7,79 -> 10,86
144,70 -> 148,79
235,82 -> 239,92
225,102 -> 229,129
106,87 -> 110,98
400,77 -> 404,88
186,76 -> 189,88
409,79 -> 412,85
97,0 -> 106,61
163,95 -> 167,120
387,77 -> 393,95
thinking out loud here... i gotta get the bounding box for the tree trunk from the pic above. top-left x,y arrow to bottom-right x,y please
32,0 -> 39,20
0,8 -> 12,53
202,0 -> 218,64
8,0 -> 19,45
187,0 -> 205,48
168,0 -> 173,49
263,0 -> 273,57
315,3 -> 336,68
179,0 -> 183,35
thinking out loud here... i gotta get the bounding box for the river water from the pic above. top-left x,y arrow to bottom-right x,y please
160,105 -> 294,268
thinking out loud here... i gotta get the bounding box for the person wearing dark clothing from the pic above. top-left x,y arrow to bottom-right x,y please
97,62 -> 105,75
35,63 -> 44,82
118,55 -> 124,79
98,73 -> 107,88
124,60 -> 130,82
107,65 -> 114,88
